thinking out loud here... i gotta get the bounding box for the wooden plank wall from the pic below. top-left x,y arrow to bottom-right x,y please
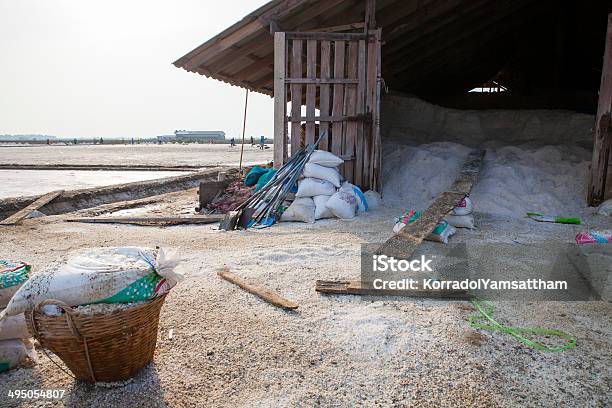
275,31 -> 380,191
587,13 -> 612,206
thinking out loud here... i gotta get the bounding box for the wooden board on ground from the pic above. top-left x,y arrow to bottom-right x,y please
218,268 -> 298,310
0,190 -> 63,225
315,280 -> 469,299
66,215 -> 223,226
376,150 -> 485,260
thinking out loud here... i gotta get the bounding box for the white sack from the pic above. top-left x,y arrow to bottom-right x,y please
303,163 -> 342,188
450,196 -> 473,216
280,197 -> 316,223
0,339 -> 33,372
295,177 -> 336,197
326,191 -> 357,219
598,199 -> 612,217
0,313 -> 29,340
1,247 -> 184,318
445,214 -> 475,229
340,182 -> 368,212
308,150 -> 344,168
313,195 -> 335,220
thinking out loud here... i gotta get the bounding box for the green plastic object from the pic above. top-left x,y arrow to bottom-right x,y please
527,212 -> 581,225
468,299 -> 576,352
255,169 -> 277,192
244,166 -> 268,187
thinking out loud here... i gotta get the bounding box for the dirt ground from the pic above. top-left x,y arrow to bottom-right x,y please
0,189 -> 610,407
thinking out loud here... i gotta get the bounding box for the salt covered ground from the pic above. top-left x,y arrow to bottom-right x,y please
0,168 -> 610,407
0,120 -> 610,406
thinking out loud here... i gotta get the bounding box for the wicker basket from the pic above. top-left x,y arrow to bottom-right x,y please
26,295 -> 166,383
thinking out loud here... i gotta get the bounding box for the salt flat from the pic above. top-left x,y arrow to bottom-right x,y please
0,143 -> 273,167
0,169 -> 189,199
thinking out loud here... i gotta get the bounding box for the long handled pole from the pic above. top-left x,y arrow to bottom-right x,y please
238,89 -> 249,173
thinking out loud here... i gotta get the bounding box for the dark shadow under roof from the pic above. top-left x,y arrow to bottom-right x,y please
174,0 -> 610,111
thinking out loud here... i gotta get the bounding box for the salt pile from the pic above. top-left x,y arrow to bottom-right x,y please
382,139 -> 590,219
471,144 -> 590,218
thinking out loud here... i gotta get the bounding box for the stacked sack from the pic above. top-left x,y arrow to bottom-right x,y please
444,196 -> 475,229
280,150 -> 371,223
0,261 -> 35,373
393,196 -> 475,244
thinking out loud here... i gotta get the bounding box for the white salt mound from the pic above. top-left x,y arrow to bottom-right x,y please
471,144 -> 589,218
382,141 -> 471,209
382,140 -> 589,219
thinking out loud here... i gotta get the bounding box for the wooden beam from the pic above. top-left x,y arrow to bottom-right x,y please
274,32 -> 288,169
218,268 -> 298,310
285,32 -> 370,41
65,215 -> 224,226
285,78 -> 359,84
365,0 -> 377,30
0,190 -> 63,225
588,13 -> 612,206
315,280 -> 469,299
306,22 -> 365,33
377,150 -> 485,260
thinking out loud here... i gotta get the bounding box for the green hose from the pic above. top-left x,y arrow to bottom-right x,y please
468,299 -> 577,352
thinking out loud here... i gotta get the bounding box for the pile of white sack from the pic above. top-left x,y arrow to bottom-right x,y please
393,196 -> 475,244
280,150 -> 381,223
0,261 -> 36,373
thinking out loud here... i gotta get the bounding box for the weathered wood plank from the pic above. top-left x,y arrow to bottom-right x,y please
305,22 -> 366,33
286,114 -> 371,122
305,39 -> 317,146
355,39 -> 367,189
66,215 -> 224,226
315,280 -> 468,299
331,40 -> 346,166
343,41 -> 359,183
588,13 -> 612,206
273,32 -> 287,169
290,39 -> 303,154
376,150 -> 486,260
319,40 -> 331,151
285,78 -> 359,84
372,28 -> 383,192
218,268 -> 298,310
285,32 -> 371,41
0,190 -> 63,225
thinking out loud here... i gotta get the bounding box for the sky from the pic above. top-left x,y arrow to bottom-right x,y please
0,0 -> 273,139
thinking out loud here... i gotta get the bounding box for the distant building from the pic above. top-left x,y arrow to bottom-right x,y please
157,130 -> 226,143
0,134 -> 57,142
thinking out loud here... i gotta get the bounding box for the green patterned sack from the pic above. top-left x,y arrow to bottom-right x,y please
0,261 -> 31,307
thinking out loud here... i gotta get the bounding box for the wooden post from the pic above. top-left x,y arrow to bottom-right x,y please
273,32 -> 287,169
588,14 -> 612,206
365,0 -> 376,30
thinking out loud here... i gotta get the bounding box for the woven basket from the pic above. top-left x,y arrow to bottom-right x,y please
26,295 -> 166,383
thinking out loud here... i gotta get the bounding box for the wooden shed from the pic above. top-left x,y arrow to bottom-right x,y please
174,0 -> 612,204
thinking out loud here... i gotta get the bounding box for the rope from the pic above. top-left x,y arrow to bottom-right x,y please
468,298 -> 576,352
